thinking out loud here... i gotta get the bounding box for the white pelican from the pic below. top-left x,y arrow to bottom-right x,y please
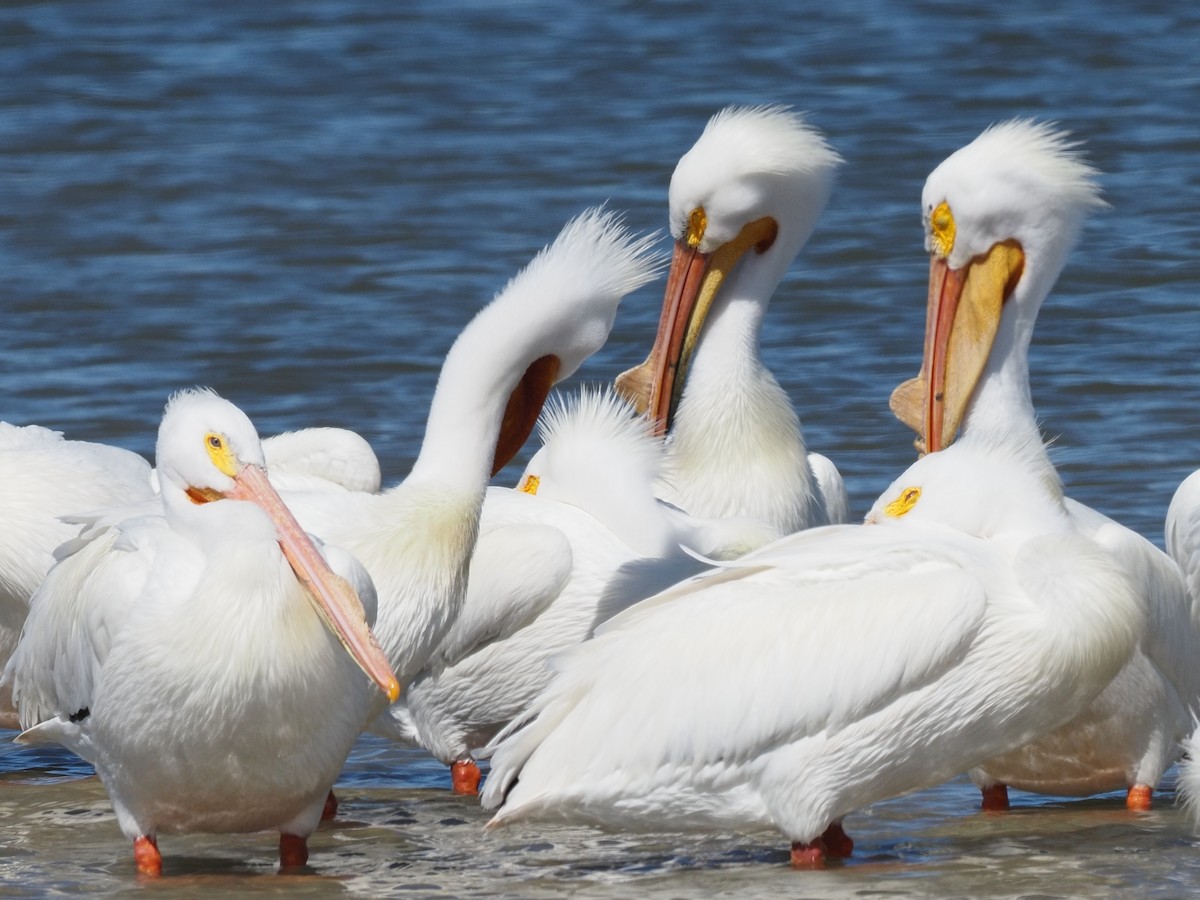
278,210 -> 661,750
396,387 -> 754,793
478,121 -> 1159,868
0,420 -> 379,732
889,120 -> 1197,812
0,424 -> 156,728
616,105 -> 849,532
4,389 -> 398,876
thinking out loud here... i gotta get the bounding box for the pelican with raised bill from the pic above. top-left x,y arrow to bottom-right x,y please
3,389 -> 399,876
889,120 -> 1198,813
616,105 -> 849,534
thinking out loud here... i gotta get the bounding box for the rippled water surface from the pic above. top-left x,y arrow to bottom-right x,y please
2,1 -> 1199,896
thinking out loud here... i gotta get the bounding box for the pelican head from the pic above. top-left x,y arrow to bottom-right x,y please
616,105 -> 841,434
155,388 -> 400,702
890,120 -> 1106,454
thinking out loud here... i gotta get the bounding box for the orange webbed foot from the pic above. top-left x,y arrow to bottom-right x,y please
279,833 -> 309,870
980,783 -> 1010,811
821,820 -> 854,858
790,840 -> 826,869
1126,784 -> 1153,811
450,759 -> 482,795
133,835 -> 161,877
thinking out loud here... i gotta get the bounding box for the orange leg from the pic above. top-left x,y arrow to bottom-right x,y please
980,783 -> 1010,811
790,840 -> 826,869
1126,784 -> 1153,811
321,790 -> 338,821
279,833 -> 309,869
450,759 -> 482,795
790,821 -> 854,869
133,835 -> 162,877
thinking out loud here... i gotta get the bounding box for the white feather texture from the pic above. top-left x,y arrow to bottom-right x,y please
0,422 -> 155,725
395,386 -> 735,770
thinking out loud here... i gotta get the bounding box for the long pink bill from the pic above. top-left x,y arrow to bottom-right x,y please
228,464 -> 401,703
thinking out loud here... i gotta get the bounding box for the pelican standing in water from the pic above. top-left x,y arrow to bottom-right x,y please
890,120 -> 1197,812
278,209 -> 661,765
480,122 -> 1146,867
617,105 -> 849,532
4,389 -> 398,875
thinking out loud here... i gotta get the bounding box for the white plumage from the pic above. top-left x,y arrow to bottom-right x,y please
0,424 -> 156,728
394,388 -> 740,788
480,120 -> 1161,867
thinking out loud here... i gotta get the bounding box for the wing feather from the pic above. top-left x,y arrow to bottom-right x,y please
483,525 -> 989,811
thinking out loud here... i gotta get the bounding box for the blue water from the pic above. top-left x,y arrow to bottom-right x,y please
2,1 -> 1199,895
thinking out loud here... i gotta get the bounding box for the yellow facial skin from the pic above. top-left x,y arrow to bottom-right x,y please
884,486 -> 922,518
204,431 -> 243,478
615,205 -> 778,436
518,474 -> 541,495
929,201 -> 956,259
890,201 -> 1024,455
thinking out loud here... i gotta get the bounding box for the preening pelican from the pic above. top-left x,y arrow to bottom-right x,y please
396,387 -> 751,792
279,210 -> 661,749
890,120 -> 1197,812
3,389 -> 398,876
478,121 -> 1158,868
617,105 -> 849,532
0,423 -> 156,728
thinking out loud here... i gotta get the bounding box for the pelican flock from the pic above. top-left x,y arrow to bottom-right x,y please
4,109 -> 1199,880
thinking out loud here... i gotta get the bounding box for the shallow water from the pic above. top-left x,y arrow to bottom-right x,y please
3,0 -> 1200,895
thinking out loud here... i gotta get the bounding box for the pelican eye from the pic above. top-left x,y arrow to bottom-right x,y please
929,201 -> 955,259
203,431 -> 239,477
686,206 -> 707,249
884,486 -> 922,518
518,474 -> 540,496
